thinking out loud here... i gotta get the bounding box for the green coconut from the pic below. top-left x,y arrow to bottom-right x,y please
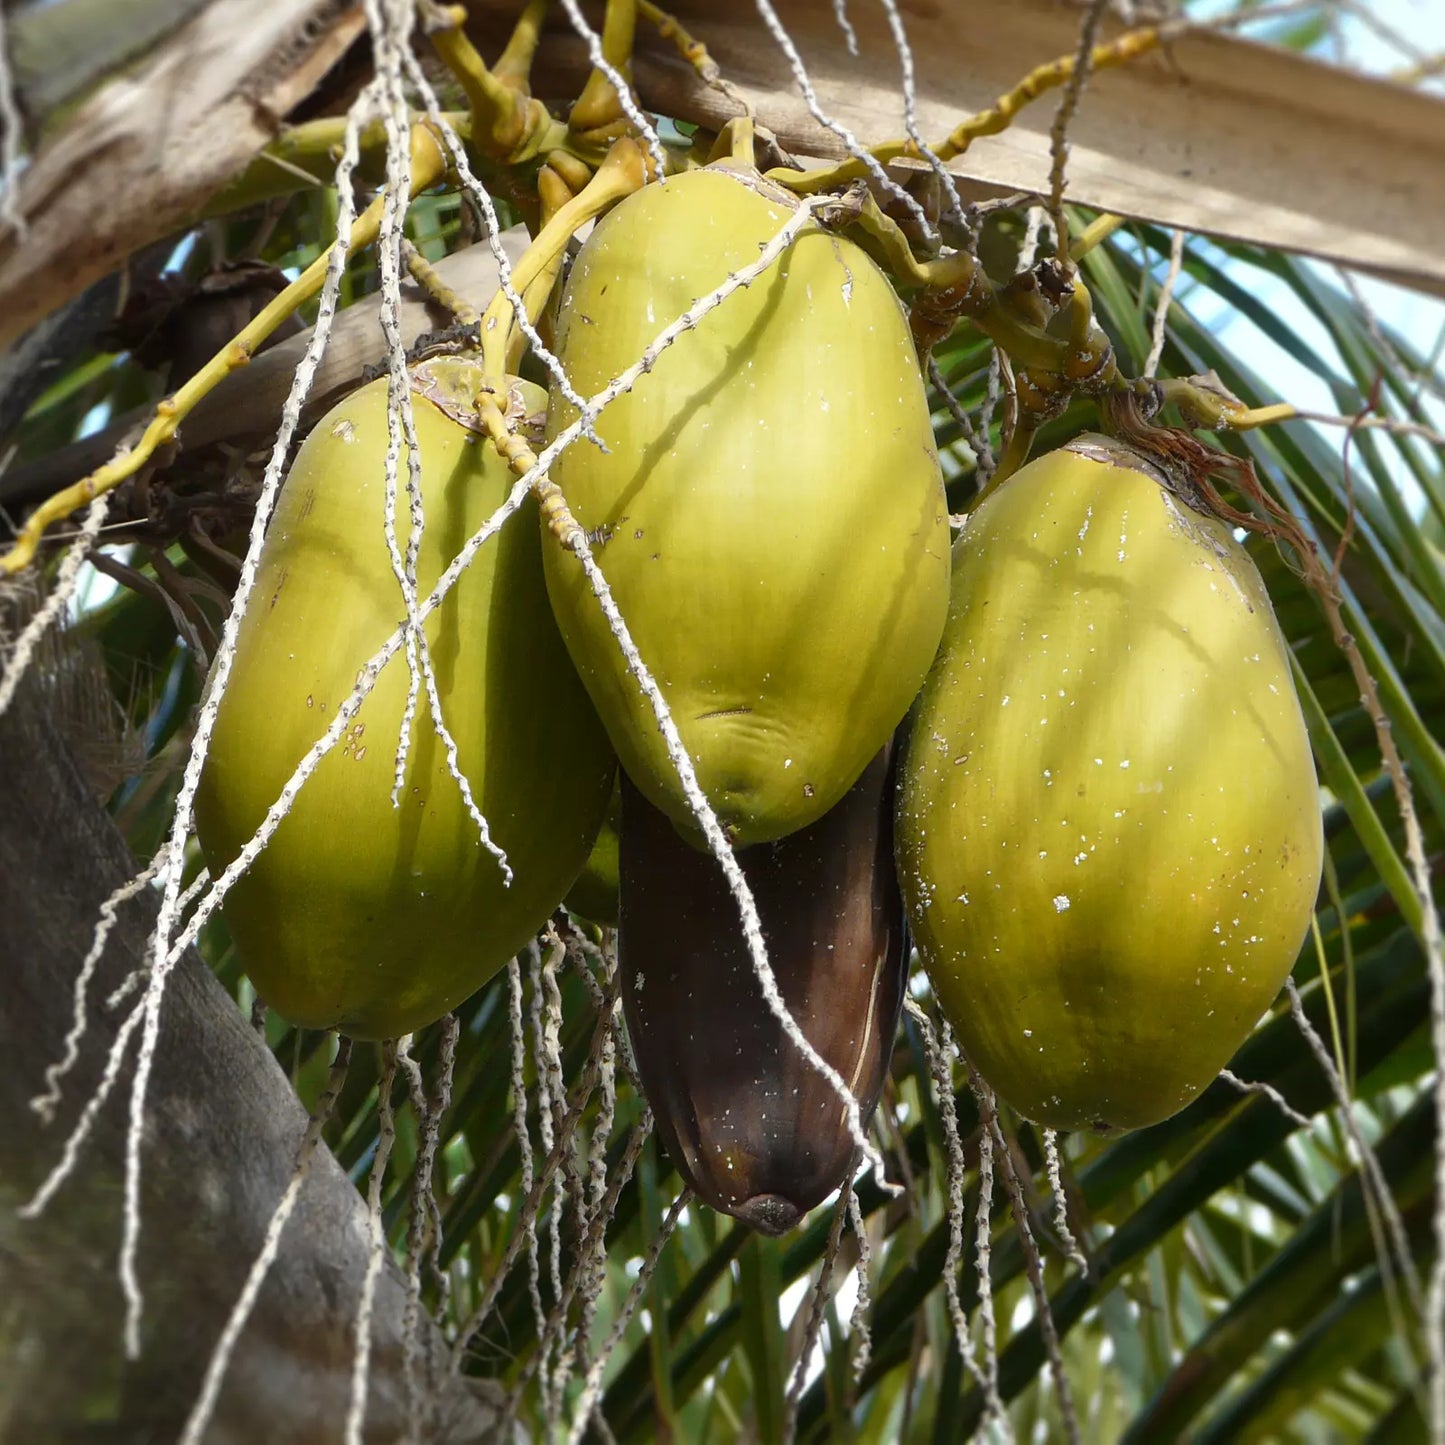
564,782 -> 620,926
542,163 -> 951,846
896,435 -> 1323,1133
195,362 -> 616,1040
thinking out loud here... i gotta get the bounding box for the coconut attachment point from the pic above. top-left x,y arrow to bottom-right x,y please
896,434 -> 1324,1133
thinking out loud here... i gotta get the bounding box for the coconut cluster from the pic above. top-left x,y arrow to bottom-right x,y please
195,164 -> 1322,1227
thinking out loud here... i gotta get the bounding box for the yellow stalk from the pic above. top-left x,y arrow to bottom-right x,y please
429,5 -> 530,155
493,0 -> 550,90
843,192 -> 1085,372
403,241 -> 480,328
982,418 -> 1039,497
638,0 -> 727,85
1072,212 -> 1127,259
934,28 -> 1163,162
767,27 -> 1162,196
707,116 -> 756,169
1160,377 -> 1300,430
479,138 -> 648,381
569,0 -> 639,137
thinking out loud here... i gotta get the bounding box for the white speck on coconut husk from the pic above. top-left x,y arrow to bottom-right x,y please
1053,896 -> 1071,912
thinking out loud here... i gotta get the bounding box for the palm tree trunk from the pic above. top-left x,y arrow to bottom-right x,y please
0,680 -> 499,1443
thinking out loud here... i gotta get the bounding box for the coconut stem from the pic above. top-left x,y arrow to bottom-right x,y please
557,0 -> 667,178
478,137 -> 648,384
493,0 -> 550,89
708,115 -> 758,169
400,237 -> 479,328
843,194 -> 1075,372
402,50 -> 595,419
424,2 -> 567,162
638,0 -> 733,96
843,186 -> 1120,398
568,0 -> 638,136
985,416 -> 1040,495
1072,212 -> 1128,259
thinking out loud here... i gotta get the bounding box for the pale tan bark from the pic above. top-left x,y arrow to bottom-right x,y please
0,0 -> 366,350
